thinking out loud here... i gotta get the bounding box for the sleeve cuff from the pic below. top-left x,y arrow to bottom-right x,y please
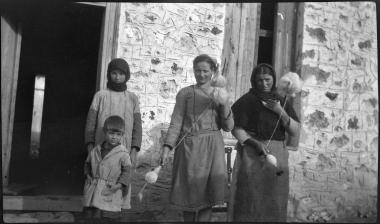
163,143 -> 173,150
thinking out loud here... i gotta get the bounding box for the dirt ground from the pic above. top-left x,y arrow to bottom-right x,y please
74,161 -> 228,222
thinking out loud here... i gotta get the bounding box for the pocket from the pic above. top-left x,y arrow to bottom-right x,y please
101,184 -> 114,202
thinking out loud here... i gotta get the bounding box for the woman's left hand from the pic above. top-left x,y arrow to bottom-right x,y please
263,99 -> 283,115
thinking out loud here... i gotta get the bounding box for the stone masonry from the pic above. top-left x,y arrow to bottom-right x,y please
115,2 -> 378,222
288,2 -> 378,222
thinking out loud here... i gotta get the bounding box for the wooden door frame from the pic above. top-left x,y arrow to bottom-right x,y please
1,2 -> 121,189
1,13 -> 22,187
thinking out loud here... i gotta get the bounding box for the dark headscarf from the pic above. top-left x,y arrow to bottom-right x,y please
107,58 -> 130,92
249,63 -> 281,101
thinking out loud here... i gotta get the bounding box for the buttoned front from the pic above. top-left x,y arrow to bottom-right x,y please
83,144 -> 132,212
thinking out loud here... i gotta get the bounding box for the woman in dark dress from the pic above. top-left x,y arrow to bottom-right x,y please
227,63 -> 300,222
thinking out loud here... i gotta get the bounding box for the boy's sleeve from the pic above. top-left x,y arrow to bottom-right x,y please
83,152 -> 92,177
164,88 -> 187,149
131,95 -> 142,151
117,152 -> 132,186
85,93 -> 100,145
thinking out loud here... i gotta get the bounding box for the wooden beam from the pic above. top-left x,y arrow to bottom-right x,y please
30,75 -> 46,159
97,2 -> 120,91
1,13 -> 22,187
221,3 -> 241,102
3,195 -> 83,212
272,3 -> 298,78
221,3 -> 261,101
238,3 -> 261,97
76,2 -> 106,7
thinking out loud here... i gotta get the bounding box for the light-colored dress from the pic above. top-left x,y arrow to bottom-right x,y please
164,85 -> 233,211
83,144 -> 132,212
85,89 -> 141,150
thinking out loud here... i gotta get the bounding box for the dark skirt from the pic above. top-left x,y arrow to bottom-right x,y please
227,140 -> 289,222
169,130 -> 227,211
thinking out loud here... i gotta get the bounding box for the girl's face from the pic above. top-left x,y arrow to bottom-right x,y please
104,130 -> 123,146
194,61 -> 214,85
255,73 -> 274,92
110,69 -> 126,83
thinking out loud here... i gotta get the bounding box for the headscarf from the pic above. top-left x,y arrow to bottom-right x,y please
106,58 -> 130,92
249,63 -> 281,101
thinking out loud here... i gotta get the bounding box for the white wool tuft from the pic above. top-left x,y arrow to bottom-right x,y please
211,87 -> 231,105
211,73 -> 227,88
266,154 -> 278,167
277,72 -> 303,97
144,165 -> 162,184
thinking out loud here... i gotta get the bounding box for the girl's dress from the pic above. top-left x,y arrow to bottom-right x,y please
227,89 -> 299,222
164,85 -> 233,211
85,89 -> 142,150
83,144 -> 132,211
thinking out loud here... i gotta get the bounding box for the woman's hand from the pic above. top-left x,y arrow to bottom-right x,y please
160,145 -> 171,166
263,99 -> 284,115
244,138 -> 267,156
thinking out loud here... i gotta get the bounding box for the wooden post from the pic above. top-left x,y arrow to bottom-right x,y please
97,2 -> 120,91
221,3 -> 261,102
272,3 -> 304,147
1,13 -> 22,187
30,75 -> 46,159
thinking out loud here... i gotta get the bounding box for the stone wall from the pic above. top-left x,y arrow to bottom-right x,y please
115,2 -> 378,222
116,3 -> 226,165
288,2 -> 378,222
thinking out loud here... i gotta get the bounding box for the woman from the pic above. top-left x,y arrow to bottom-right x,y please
160,54 -> 234,222
228,63 -> 300,222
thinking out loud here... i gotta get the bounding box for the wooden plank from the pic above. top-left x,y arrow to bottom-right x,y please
273,3 -> 297,78
97,3 -> 120,91
76,2 -> 106,7
221,3 -> 261,100
221,3 -> 241,102
30,75 -> 45,159
3,196 -> 83,212
1,13 -> 22,187
239,3 -> 261,97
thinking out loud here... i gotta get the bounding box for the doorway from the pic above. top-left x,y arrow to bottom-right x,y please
9,2 -> 103,195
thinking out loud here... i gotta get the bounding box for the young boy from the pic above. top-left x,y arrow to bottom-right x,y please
83,115 -> 132,219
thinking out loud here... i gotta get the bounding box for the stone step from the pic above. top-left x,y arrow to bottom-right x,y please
3,212 -> 75,223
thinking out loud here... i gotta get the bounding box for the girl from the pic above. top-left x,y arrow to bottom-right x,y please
160,54 -> 234,222
85,58 -> 142,166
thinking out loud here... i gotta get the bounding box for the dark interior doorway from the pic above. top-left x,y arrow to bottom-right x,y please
9,2 -> 103,195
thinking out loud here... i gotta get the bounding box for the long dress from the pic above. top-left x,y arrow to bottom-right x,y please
85,89 -> 142,150
228,90 -> 299,222
164,85 -> 233,211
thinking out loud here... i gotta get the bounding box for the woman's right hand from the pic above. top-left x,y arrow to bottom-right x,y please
244,138 -> 267,156
160,145 -> 171,166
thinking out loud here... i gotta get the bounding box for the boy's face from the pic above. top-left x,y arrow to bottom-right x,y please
110,69 -> 126,84
104,129 -> 123,146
